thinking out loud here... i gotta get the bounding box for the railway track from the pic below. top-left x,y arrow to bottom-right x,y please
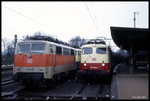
1,68 -> 111,100
69,83 -> 87,100
1,65 -> 14,86
1,75 -> 14,86
1,78 -> 14,86
1,66 -> 111,100
1,87 -> 25,100
2,79 -> 110,100
1,73 -> 13,77
1,65 -> 13,77
70,83 -> 110,100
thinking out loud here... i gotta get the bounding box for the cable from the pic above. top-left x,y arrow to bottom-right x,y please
90,3 -> 99,31
2,4 -> 59,37
29,3 -> 53,23
3,5 -> 45,26
84,2 -> 100,35
3,5 -> 57,31
84,3 -> 97,29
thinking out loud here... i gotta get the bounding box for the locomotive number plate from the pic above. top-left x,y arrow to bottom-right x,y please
90,67 -> 98,69
27,59 -> 32,63
92,58 -> 96,61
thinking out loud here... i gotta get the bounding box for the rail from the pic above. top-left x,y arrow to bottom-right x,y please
1,65 -> 13,70
1,87 -> 25,99
1,75 -> 14,86
70,83 -> 87,100
1,65 -> 14,78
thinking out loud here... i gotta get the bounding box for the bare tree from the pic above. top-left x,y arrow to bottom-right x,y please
2,38 -> 15,65
69,36 -> 86,48
2,38 -> 9,54
24,31 -> 70,46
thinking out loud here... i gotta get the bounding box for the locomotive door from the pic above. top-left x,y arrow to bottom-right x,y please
50,45 -> 56,73
52,45 -> 56,67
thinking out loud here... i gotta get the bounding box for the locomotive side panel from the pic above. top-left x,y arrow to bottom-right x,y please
54,55 -> 75,74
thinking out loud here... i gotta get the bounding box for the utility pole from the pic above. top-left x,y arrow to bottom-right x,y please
14,35 -> 17,50
130,12 -> 139,73
133,12 -> 139,28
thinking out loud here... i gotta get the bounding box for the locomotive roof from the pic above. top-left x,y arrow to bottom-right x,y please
81,43 -> 108,48
75,48 -> 81,51
17,40 -> 77,50
86,39 -> 106,45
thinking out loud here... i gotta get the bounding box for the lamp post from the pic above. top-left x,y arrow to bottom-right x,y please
133,12 -> 139,28
14,35 -> 17,50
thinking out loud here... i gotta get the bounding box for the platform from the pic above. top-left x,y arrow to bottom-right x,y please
111,63 -> 149,100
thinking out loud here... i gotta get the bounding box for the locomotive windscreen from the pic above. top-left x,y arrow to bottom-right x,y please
96,48 -> 106,54
17,44 -> 30,53
31,43 -> 45,53
82,48 -> 92,54
17,43 -> 45,54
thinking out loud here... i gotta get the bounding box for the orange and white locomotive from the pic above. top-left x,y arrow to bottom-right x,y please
80,39 -> 111,77
13,39 -> 78,86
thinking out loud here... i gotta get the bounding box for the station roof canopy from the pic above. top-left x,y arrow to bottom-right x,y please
110,27 -> 148,51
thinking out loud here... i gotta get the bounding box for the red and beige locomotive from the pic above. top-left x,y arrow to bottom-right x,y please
80,39 -> 112,78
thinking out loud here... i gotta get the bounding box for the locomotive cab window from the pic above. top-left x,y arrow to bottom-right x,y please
96,48 -> 106,54
31,43 -> 45,53
82,48 -> 92,54
17,43 -> 30,54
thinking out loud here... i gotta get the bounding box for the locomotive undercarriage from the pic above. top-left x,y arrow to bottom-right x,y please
13,69 -> 77,87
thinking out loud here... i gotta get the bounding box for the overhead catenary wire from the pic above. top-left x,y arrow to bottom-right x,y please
89,3 -> 99,33
84,2 -> 100,35
2,5 -> 57,34
29,3 -> 53,23
3,5 -> 44,26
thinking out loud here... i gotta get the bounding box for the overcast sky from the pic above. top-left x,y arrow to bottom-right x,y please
2,1 -> 149,49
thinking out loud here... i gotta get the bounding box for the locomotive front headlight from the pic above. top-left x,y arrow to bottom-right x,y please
84,63 -> 87,66
102,63 -> 105,66
17,67 -> 21,71
39,68 -> 43,71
